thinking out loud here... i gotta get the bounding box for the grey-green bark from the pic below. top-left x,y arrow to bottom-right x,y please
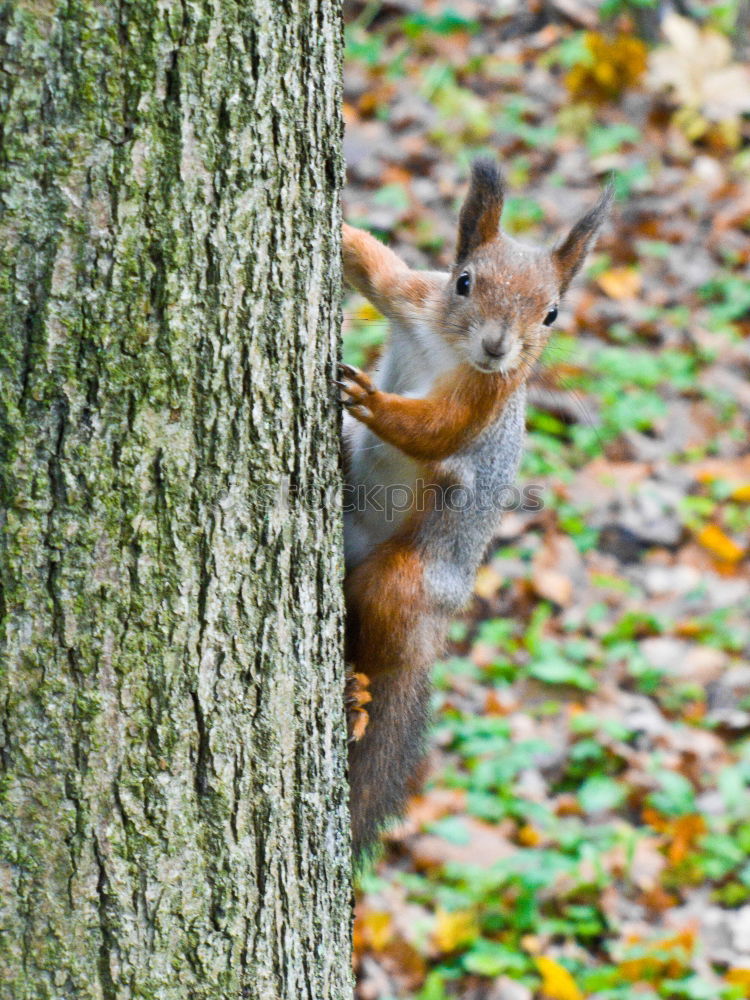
0,3 -> 350,998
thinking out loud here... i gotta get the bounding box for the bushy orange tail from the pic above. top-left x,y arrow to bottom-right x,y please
344,531 -> 445,858
348,665 -> 433,859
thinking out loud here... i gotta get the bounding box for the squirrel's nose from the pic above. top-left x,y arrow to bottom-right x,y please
482,337 -> 506,359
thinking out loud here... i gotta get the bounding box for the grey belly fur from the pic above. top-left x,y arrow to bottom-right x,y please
419,386 -> 526,613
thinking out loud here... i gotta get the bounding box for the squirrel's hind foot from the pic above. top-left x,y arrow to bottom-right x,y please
345,670 -> 371,743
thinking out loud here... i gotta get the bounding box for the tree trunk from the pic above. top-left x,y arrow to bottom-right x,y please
0,3 -> 349,999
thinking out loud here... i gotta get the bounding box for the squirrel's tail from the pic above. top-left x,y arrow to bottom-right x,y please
348,664 -> 432,860
344,531 -> 447,860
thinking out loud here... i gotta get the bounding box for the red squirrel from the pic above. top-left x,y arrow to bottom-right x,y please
340,158 -> 611,858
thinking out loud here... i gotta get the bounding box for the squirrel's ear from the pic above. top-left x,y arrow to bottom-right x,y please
553,184 -> 613,293
456,158 -> 504,263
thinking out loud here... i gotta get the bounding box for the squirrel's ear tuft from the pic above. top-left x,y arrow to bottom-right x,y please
456,158 -> 505,263
553,184 -> 613,293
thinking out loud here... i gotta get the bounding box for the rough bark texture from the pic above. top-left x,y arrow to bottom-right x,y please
0,3 -> 349,998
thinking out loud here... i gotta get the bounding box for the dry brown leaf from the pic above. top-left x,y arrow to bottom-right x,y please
596,267 -> 643,300
531,534 -> 583,607
649,14 -> 750,123
474,563 -> 504,599
605,835 -> 666,891
531,567 -> 573,607
404,788 -> 467,828
485,688 -> 517,716
618,928 -> 696,982
666,814 -> 706,865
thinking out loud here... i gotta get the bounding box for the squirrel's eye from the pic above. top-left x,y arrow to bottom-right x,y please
456,272 -> 471,296
543,306 -> 558,326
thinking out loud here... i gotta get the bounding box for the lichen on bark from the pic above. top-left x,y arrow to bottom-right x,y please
0,2 -> 349,998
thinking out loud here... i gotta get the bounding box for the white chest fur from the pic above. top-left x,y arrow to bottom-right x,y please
343,317 -> 460,569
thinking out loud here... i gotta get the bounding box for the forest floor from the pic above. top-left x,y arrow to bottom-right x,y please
340,2 -> 750,998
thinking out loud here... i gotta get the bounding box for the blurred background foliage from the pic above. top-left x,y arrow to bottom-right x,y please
340,2 -> 750,998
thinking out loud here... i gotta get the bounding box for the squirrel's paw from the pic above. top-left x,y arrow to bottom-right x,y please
345,670 -> 372,743
336,363 -> 377,423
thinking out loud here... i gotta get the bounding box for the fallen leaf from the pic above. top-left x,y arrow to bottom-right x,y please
517,823 -> 542,846
666,814 -> 707,865
404,788 -> 467,829
617,928 -> 696,982
354,910 -> 393,953
696,524 -> 745,563
474,563 -> 504,599
485,688 -> 516,715
535,956 -> 583,1000
433,908 -> 478,953
649,14 -> 750,124
531,568 -> 573,606
596,267 -> 643,300
727,968 -> 750,998
640,885 -> 678,912
531,534 -> 582,607
566,32 -> 647,102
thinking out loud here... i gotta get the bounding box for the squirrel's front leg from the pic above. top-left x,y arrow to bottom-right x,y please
343,223 -> 442,323
338,362 -> 511,462
338,364 -> 463,461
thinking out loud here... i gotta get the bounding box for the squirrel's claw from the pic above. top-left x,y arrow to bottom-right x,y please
336,364 -> 377,424
338,363 -> 375,394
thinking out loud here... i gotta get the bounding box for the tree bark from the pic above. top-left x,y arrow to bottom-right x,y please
0,3 -> 349,999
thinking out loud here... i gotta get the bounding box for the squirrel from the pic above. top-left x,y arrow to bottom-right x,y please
339,158 -> 611,859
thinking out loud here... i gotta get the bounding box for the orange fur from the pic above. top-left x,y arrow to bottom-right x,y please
345,517 -> 443,856
342,223 -> 439,321
342,357 -> 537,462
345,526 -> 427,679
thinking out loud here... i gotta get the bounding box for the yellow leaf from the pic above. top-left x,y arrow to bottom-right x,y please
667,813 -> 706,865
517,824 -> 542,846
727,968 -> 750,998
361,911 -> 392,952
696,524 -> 745,563
566,32 -> 647,102
596,267 -> 642,300
433,908 -> 478,953
731,484 -> 750,503
355,301 -> 383,322
535,956 -> 584,1000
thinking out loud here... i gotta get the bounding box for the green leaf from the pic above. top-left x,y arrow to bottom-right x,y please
579,776 -> 627,815
528,655 -> 597,691
462,940 -> 529,976
427,817 -> 471,845
648,770 -> 696,817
